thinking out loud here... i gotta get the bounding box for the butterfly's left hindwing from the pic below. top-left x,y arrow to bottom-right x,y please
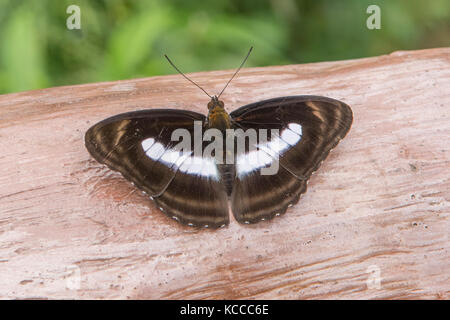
85,109 -> 229,228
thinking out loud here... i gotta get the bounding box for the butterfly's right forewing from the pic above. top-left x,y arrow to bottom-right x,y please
85,109 -> 229,228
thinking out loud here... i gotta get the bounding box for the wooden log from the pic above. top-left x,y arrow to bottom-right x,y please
0,48 -> 448,299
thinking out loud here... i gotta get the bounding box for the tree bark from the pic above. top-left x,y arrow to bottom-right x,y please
0,48 -> 449,299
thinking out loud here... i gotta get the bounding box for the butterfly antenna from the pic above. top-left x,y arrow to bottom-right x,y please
217,46 -> 253,99
164,54 -> 212,99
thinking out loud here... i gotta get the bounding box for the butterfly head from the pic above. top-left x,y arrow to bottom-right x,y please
207,95 -> 225,111
164,47 -> 252,131
164,47 -> 252,113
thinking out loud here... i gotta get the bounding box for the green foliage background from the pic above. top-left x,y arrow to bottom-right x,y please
0,0 -> 448,94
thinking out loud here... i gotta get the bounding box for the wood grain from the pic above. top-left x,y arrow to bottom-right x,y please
0,48 -> 449,299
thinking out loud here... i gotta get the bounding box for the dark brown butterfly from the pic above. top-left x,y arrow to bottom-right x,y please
85,48 -> 353,228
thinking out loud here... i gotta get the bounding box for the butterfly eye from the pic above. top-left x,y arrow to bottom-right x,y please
207,101 -> 214,110
218,100 -> 224,108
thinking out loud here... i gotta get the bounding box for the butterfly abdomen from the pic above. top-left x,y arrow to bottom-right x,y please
217,163 -> 235,197
206,102 -> 235,196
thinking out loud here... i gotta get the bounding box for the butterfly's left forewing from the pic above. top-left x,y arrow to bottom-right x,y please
85,109 -> 229,228
230,96 -> 353,223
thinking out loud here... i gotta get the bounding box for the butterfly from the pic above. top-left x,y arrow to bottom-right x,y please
85,48 -> 353,228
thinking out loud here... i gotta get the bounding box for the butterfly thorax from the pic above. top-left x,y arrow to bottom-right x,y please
207,96 -> 231,131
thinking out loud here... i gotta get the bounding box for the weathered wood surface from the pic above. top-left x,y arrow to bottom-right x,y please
0,48 -> 449,300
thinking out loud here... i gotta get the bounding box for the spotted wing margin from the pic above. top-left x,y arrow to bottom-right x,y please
85,109 -> 229,228
229,95 -> 353,224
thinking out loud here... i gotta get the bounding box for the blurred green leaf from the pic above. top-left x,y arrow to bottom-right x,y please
1,6 -> 49,92
0,0 -> 448,94
102,6 -> 172,80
